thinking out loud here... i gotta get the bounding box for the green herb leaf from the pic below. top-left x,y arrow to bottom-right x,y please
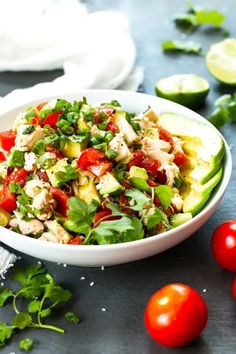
12,312 -> 32,330
101,100 -> 121,107
40,308 -> 52,318
55,165 -> 78,187
146,208 -> 166,230
129,177 -> 150,191
114,164 -> 127,182
0,288 -> 13,307
162,40 -> 201,54
28,300 -> 41,313
105,149 -> 118,159
65,197 -> 98,235
33,134 -> 59,155
195,9 -> 225,27
0,322 -> 13,348
65,312 -> 81,324
92,217 -> 134,244
9,182 -> 22,194
19,338 -> 34,351
13,264 -> 46,287
125,188 -> 150,211
22,125 -> 35,135
154,185 -> 174,209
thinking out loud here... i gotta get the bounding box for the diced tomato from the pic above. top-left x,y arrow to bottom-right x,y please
174,151 -> 189,167
0,130 -> 16,151
119,193 -> 129,205
44,111 -> 62,128
0,186 -> 17,213
36,101 -> 48,111
93,209 -> 112,226
37,170 -> 49,182
5,168 -> 28,187
106,119 -> 119,133
93,109 -> 101,124
128,150 -> 145,169
159,127 -> 174,146
77,148 -> 105,170
99,107 -> 115,116
147,179 -> 158,187
140,158 -> 159,178
69,236 -> 83,245
31,116 -> 43,126
46,145 -> 62,159
89,162 -> 113,177
155,170 -> 167,185
0,151 -> 6,163
50,187 -> 69,217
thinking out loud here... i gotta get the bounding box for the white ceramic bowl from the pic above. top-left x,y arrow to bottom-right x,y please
0,90 -> 232,266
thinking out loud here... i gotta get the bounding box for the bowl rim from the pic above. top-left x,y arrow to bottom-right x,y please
0,89 -> 232,252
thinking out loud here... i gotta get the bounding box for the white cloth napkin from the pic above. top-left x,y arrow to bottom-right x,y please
0,0 -> 143,114
0,0 -> 143,272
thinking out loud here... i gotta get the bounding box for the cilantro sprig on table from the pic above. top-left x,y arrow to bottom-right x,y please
208,93 -> 236,129
0,263 -> 80,348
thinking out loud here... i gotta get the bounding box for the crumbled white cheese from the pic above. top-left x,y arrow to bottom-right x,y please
24,152 -> 37,171
89,282 -> 95,287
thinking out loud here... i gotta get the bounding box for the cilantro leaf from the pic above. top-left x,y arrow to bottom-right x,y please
120,217 -> 144,242
0,322 -> 13,348
40,309 -> 52,318
12,313 -> 32,330
55,165 -> 78,187
65,312 -> 81,324
0,288 -> 13,307
65,197 -> 98,235
107,203 -> 126,217
125,188 -> 150,211
154,185 -> 174,209
19,338 -> 34,351
162,40 -> 201,54
208,93 -> 236,128
28,300 -> 41,313
13,264 -> 47,286
146,208 -> 166,230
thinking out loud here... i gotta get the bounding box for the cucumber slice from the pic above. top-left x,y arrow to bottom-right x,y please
155,74 -> 209,108
206,38 -> 236,85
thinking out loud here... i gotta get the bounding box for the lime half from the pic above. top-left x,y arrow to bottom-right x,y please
206,38 -> 236,85
155,74 -> 209,108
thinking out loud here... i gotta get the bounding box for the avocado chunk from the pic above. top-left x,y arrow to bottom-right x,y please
77,117 -> 90,132
158,112 -> 225,184
128,166 -> 149,181
170,212 -> 192,228
62,137 -> 87,158
8,150 -> 25,168
182,167 -> 223,215
97,172 -> 123,195
0,207 -> 11,226
46,159 -> 68,187
78,182 -> 101,204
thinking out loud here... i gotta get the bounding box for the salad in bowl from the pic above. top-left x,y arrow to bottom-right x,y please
0,95 -> 225,247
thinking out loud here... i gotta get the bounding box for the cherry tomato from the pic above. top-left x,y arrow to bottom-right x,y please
77,148 -> 105,170
128,150 -> 145,168
44,111 -> 62,128
69,236 -> 83,245
31,116 -> 43,126
144,283 -> 208,348
89,162 -> 112,177
0,130 -> 16,151
0,151 -> 6,162
50,187 -> 69,217
0,186 -> 17,213
211,221 -> 236,272
232,278 -> 236,301
106,119 -> 119,133
36,101 -> 48,111
174,151 -> 189,167
5,168 -> 28,187
140,158 -> 159,178
159,127 -> 174,146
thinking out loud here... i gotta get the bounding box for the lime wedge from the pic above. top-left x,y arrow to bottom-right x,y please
155,74 -> 210,108
206,38 -> 236,85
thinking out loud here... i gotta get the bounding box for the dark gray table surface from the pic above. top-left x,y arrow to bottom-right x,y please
1,1 -> 236,353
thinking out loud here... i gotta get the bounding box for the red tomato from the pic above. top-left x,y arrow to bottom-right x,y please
232,278 -> 236,301
77,148 -> 105,170
147,179 -> 158,187
44,111 -> 62,128
211,221 -> 236,272
140,158 -> 159,178
0,130 -> 16,151
69,236 -> 83,245
37,170 -> 49,182
119,193 -> 129,205
159,127 -> 174,146
45,145 -> 62,159
106,119 -> 119,133
0,151 -> 6,162
174,151 -> 189,167
36,101 -> 48,111
5,168 -> 28,187
128,150 -> 145,168
31,116 -> 43,126
144,283 -> 208,348
89,162 -> 112,177
50,187 -> 69,217
93,209 -> 112,226
0,186 -> 17,213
